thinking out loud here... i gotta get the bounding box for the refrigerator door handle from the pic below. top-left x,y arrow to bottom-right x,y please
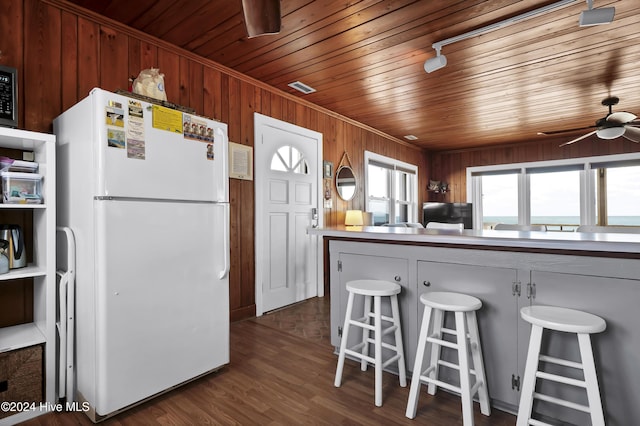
219,203 -> 230,279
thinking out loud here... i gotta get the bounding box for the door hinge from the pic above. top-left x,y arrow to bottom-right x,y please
511,374 -> 521,391
526,282 -> 536,300
338,326 -> 343,337
337,260 -> 342,272
512,281 -> 521,296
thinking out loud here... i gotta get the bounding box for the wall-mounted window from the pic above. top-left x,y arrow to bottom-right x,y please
467,152 -> 640,230
597,163 -> 640,226
529,169 -> 581,230
364,151 -> 418,225
481,173 -> 518,226
270,145 -> 309,174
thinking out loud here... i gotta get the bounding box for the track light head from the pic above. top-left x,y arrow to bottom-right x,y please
424,54 -> 447,73
579,6 -> 615,26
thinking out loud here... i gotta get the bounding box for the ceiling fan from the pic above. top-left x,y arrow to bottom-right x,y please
539,97 -> 640,147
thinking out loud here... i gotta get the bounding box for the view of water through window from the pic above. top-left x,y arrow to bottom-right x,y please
481,165 -> 640,230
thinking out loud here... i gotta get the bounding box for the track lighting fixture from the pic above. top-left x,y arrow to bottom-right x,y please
579,0 -> 615,26
423,47 -> 447,73
423,0 -> 615,73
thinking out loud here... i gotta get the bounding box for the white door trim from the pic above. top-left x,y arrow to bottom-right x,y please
254,113 -> 324,316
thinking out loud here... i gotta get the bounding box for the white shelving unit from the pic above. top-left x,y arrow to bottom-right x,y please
0,127 -> 55,425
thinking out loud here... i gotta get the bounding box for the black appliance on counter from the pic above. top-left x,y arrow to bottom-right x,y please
423,202 -> 473,229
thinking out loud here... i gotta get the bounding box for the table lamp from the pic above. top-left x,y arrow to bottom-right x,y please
345,210 -> 363,228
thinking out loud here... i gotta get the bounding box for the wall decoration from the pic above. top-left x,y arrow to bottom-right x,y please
229,142 -> 253,180
323,160 -> 333,179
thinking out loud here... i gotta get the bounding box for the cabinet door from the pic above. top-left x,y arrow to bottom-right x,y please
332,251 -> 416,374
531,271 -> 640,426
417,261 -> 520,406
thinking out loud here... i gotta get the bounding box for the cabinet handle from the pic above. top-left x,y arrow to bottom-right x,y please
423,281 -> 431,287
394,275 -> 401,282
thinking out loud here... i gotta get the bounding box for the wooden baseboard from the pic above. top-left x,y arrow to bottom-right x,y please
230,305 -> 255,322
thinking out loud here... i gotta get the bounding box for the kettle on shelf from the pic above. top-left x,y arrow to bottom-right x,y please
0,224 -> 26,269
0,239 -> 9,274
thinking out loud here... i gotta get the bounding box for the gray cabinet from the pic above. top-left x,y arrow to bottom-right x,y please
528,270 -> 640,426
330,244 -> 417,373
328,239 -> 640,423
417,261 -> 521,407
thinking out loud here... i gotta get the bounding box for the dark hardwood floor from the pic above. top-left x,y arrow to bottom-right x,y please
21,297 -> 516,425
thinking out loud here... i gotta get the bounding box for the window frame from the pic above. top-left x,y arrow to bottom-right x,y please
364,151 -> 418,225
467,152 -> 640,229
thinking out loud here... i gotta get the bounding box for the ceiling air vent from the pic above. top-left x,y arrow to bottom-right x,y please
288,81 -> 316,94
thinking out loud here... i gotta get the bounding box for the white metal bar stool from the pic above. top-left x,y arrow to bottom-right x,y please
334,279 -> 407,407
406,291 -> 490,425
517,305 -> 607,426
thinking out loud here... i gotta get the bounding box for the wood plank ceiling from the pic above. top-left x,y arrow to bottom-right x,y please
63,0 -> 640,151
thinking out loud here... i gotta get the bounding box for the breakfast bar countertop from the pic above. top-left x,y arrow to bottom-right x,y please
309,226 -> 640,257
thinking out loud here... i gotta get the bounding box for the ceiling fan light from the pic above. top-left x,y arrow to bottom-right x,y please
597,127 -> 625,140
606,111 -> 637,124
424,54 -> 447,73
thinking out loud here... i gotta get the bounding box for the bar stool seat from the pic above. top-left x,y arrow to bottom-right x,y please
406,291 -> 490,425
517,305 -> 607,426
334,279 -> 407,407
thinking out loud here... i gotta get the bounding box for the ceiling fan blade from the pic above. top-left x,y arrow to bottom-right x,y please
559,130 -> 598,147
242,0 -> 281,38
623,125 -> 640,143
607,111 -> 637,124
538,125 -> 596,136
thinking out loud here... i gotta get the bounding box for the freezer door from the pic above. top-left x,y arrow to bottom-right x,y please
92,199 -> 229,416
92,88 -> 228,202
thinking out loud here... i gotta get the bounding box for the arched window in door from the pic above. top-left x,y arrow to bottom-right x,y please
270,145 -> 309,174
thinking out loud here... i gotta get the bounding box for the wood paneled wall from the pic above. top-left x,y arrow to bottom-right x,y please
8,1 -> 632,321
0,0 -> 427,321
428,137 -> 640,203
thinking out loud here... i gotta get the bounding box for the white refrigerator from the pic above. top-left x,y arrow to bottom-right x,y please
54,88 -> 230,421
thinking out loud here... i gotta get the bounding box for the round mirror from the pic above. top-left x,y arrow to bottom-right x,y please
336,166 -> 357,201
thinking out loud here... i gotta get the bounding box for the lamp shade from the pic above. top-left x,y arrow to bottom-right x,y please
345,210 -> 364,226
597,126 -> 625,140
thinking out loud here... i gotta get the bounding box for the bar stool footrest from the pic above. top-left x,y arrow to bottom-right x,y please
363,311 -> 396,323
426,335 -> 459,350
533,392 -> 591,413
419,375 -> 462,394
529,419 -> 554,426
470,380 -> 483,397
539,354 -> 583,370
362,337 -> 401,353
535,370 -> 587,389
437,359 -> 460,372
382,353 -> 402,369
345,348 -> 375,365
349,318 -> 375,331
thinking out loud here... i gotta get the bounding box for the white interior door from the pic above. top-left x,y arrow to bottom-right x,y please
255,113 -> 323,315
